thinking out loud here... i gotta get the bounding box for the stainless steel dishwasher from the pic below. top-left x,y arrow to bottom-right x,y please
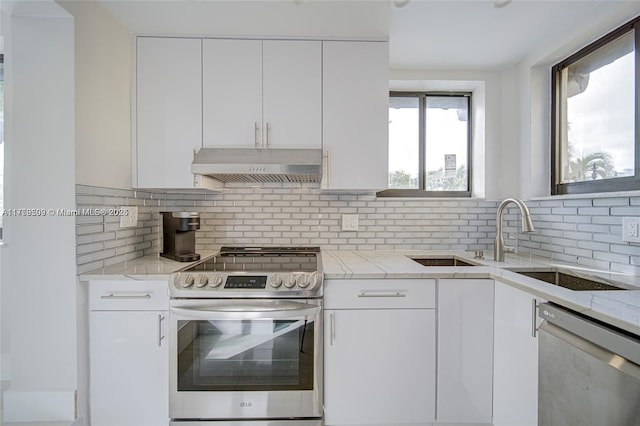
538,303 -> 640,426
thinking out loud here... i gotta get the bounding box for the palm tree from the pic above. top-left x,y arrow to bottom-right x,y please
569,152 -> 616,181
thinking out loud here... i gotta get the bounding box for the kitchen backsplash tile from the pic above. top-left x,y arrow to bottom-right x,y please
75,185 -> 164,274
508,195 -> 640,275
75,184 -> 640,275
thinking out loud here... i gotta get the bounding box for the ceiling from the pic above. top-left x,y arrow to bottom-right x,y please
98,0 -> 640,71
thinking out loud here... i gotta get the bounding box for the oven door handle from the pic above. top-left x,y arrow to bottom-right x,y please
170,304 -> 321,320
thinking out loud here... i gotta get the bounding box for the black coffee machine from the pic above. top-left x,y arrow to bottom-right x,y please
160,212 -> 201,262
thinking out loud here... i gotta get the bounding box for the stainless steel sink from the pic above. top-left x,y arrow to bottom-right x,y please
506,268 -> 627,291
411,257 -> 478,267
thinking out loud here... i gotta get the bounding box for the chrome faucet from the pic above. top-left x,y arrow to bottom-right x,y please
494,198 -> 535,262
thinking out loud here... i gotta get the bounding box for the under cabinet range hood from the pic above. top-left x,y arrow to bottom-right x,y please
191,148 -> 323,184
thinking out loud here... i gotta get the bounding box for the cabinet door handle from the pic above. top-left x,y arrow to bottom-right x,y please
254,122 -> 260,148
532,298 -> 539,338
358,291 -> 406,298
100,293 -> 151,300
329,312 -> 335,346
158,314 -> 166,347
266,122 -> 271,148
323,150 -> 331,187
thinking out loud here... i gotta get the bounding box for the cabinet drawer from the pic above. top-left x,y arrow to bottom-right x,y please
324,279 -> 435,309
89,280 -> 169,311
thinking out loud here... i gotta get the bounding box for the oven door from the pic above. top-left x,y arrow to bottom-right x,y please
169,298 -> 323,420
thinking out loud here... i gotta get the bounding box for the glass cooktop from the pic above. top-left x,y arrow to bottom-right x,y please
181,246 -> 320,273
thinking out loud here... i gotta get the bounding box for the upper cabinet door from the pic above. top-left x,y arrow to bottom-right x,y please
203,39 -> 263,148
135,37 -> 202,189
322,41 -> 389,191
263,40 -> 322,149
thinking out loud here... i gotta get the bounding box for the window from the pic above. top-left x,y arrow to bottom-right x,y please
552,18 -> 640,194
379,92 -> 471,197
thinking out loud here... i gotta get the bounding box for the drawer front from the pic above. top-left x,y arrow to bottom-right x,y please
89,280 -> 169,311
324,279 -> 436,309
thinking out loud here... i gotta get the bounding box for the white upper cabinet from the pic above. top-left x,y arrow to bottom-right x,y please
203,39 -> 321,149
322,41 -> 389,192
134,37 -> 382,189
262,40 -> 322,149
135,37 -> 203,189
202,39 -> 263,149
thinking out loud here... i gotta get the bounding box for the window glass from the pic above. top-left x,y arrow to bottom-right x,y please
388,96 -> 419,189
552,20 -> 640,195
382,93 -> 471,196
561,31 -> 635,183
425,96 -> 469,191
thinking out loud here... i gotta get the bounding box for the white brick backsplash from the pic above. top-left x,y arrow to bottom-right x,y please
76,185 -> 639,275
592,197 -> 629,206
517,196 -> 639,273
611,206 -> 640,215
562,199 -> 592,207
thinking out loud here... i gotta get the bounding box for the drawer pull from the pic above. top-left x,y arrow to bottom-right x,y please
100,293 -> 152,300
358,291 -> 407,298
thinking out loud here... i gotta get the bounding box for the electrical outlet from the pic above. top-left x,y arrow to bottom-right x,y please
622,217 -> 640,243
341,214 -> 359,232
119,206 -> 138,228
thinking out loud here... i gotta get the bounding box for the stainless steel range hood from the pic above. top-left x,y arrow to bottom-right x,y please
191,148 -> 323,184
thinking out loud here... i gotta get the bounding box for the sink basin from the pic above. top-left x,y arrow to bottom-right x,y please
506,268 -> 627,291
412,257 -> 478,267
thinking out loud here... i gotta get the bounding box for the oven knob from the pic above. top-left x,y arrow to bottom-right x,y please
296,274 -> 311,288
180,274 -> 195,288
269,274 -> 283,288
283,274 -> 296,288
209,274 -> 223,288
194,274 -> 208,288
308,271 -> 321,290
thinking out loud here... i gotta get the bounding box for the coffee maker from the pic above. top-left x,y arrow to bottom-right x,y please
160,212 -> 201,262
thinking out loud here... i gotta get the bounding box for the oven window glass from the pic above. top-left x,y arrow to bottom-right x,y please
177,319 -> 315,391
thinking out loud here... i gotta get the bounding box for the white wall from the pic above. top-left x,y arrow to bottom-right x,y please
0,10 -> 9,386
59,0 -> 132,190
1,2 -> 78,422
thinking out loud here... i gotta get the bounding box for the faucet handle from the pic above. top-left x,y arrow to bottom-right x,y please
466,249 -> 485,260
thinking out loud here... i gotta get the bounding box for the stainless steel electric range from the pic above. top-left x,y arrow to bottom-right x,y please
168,247 -> 323,426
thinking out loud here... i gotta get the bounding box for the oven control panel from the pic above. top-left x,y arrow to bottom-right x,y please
170,271 -> 323,297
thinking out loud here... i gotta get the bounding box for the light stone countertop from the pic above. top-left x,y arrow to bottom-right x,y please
320,250 -> 640,335
78,248 -> 640,335
78,250 -> 217,281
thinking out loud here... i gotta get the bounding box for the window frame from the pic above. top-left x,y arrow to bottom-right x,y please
378,91 -> 472,198
551,17 -> 640,195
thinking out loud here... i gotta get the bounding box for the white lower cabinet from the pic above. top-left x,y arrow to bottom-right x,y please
437,279 -> 494,424
89,280 -> 169,426
323,279 -> 437,425
493,281 -> 544,426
